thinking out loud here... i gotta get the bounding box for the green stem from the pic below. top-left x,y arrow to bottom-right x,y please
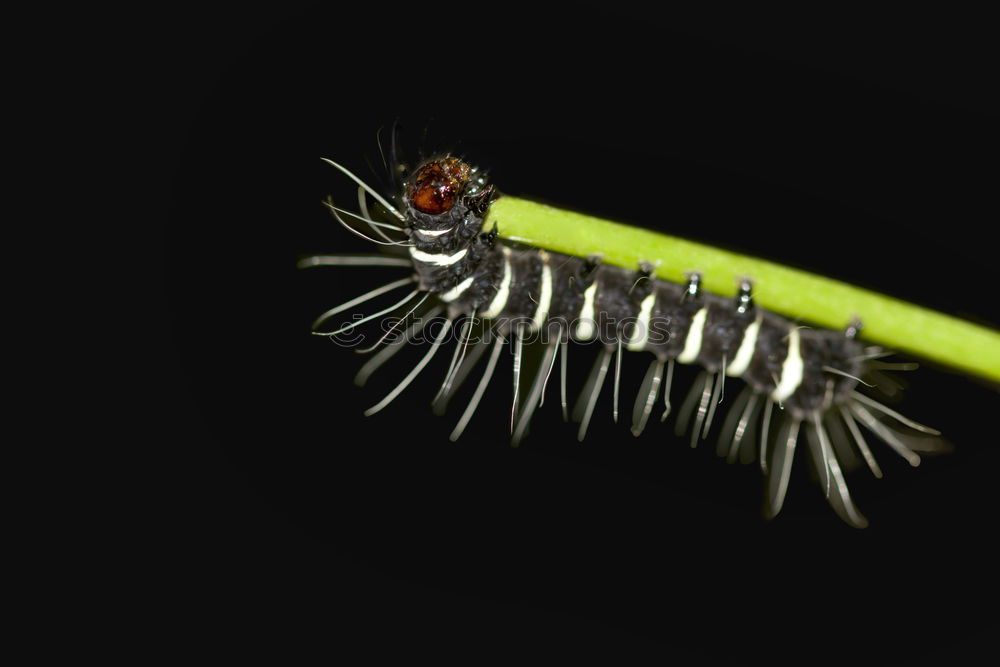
485,196 -> 1000,384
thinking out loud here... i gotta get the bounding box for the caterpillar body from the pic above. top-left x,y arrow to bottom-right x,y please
305,154 -> 946,529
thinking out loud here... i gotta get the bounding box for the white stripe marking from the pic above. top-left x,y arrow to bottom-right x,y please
677,307 -> 707,364
627,292 -> 656,351
726,315 -> 762,377
481,247 -> 511,319
772,327 -> 804,402
576,282 -> 598,340
414,226 -> 453,238
409,246 -> 468,266
440,276 -> 474,303
531,251 -> 552,330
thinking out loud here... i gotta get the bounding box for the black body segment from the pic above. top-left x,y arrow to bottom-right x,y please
401,158 -> 865,421
309,154 -> 948,529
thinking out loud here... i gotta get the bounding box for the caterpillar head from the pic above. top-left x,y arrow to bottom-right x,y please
403,157 -> 494,233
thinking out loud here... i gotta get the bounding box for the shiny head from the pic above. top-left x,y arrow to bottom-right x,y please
405,157 -> 472,216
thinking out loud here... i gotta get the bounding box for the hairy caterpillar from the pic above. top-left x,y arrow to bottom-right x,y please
163,20 -> 998,659
302,151 -> 952,529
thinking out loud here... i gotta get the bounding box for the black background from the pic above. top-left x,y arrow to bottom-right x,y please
160,7 -> 997,662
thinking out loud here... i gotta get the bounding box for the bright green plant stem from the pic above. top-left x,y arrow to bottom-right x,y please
485,196 -> 1000,384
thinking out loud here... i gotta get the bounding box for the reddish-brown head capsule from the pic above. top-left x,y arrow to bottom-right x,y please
406,157 -> 472,215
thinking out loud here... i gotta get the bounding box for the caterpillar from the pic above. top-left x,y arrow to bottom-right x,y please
302,150 -> 951,529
